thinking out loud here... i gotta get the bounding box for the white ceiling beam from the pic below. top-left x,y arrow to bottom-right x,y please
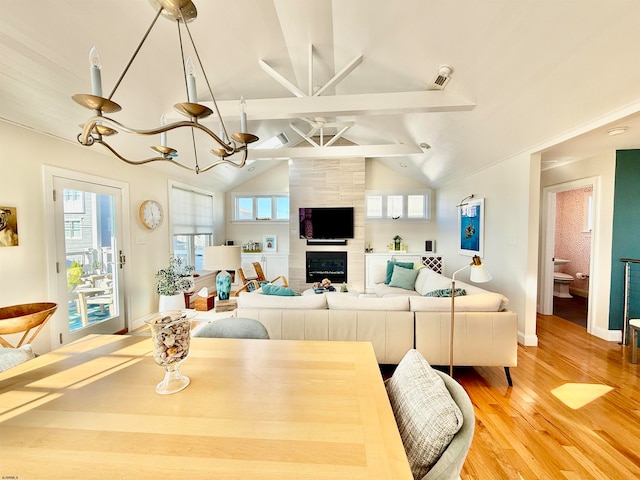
314,54 -> 363,97
198,90 -> 475,121
288,122 -> 320,147
258,59 -> 306,98
324,124 -> 353,146
250,143 -> 423,160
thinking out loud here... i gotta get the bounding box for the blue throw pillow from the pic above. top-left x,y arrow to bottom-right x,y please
423,288 -> 467,297
385,261 -> 415,284
262,283 -> 301,296
389,265 -> 420,290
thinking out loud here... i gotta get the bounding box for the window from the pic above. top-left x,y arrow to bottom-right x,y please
63,189 -> 84,213
64,220 -> 82,239
171,185 -> 215,270
233,193 -> 289,221
366,190 -> 431,220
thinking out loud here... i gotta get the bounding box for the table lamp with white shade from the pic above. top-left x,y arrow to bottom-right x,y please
204,245 -> 242,300
450,255 -> 492,376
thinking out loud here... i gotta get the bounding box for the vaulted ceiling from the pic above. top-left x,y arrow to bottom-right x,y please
1,0 -> 639,191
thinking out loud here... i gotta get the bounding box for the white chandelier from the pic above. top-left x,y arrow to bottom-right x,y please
72,0 -> 258,174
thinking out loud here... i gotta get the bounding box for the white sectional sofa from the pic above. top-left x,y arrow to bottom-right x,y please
234,262 -> 518,385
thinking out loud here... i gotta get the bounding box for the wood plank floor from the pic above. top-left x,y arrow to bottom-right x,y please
455,314 -> 640,479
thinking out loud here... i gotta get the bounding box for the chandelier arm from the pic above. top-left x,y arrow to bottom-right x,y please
94,140 -> 172,166
107,6 -> 164,101
178,9 -> 230,142
198,147 -> 249,173
78,116 -> 237,153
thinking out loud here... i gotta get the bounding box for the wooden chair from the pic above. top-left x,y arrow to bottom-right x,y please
235,262 -> 288,295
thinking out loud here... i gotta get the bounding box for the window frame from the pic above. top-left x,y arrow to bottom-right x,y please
232,192 -> 289,222
365,190 -> 432,221
170,182 -> 216,270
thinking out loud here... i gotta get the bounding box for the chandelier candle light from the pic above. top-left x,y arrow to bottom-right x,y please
72,0 -> 258,174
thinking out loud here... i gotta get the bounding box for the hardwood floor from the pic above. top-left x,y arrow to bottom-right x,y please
456,313 -> 640,479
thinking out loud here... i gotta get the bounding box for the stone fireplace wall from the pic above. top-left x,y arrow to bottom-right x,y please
289,158 -> 365,292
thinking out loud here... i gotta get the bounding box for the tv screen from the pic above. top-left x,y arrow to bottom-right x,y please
299,207 -> 354,239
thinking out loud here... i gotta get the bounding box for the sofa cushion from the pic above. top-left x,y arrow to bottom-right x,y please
0,344 -> 35,372
386,349 -> 463,479
237,291 -> 327,309
385,261 -> 415,284
327,294 -> 410,311
374,283 -> 422,297
414,268 -> 453,296
410,293 -> 506,312
389,265 -> 420,290
261,283 -> 301,296
424,288 -> 467,297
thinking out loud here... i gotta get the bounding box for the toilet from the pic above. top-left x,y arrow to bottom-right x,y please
553,258 -> 574,298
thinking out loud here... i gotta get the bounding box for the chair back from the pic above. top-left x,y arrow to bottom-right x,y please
192,317 -> 270,340
422,370 -> 475,480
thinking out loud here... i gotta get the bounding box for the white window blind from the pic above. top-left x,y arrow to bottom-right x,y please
171,187 -> 214,234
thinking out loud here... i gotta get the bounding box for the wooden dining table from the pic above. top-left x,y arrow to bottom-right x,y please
0,334 -> 412,479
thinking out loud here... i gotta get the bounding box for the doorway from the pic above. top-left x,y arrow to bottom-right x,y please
540,177 -> 597,333
44,167 -> 130,347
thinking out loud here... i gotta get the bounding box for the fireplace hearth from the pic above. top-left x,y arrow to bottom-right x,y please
306,251 -> 347,284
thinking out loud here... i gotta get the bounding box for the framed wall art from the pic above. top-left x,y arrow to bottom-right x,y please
0,206 -> 19,247
458,198 -> 484,257
263,235 -> 277,252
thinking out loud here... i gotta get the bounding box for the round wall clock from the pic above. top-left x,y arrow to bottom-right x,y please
139,200 -> 163,230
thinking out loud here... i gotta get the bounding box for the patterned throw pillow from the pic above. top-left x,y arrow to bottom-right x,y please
0,344 -> 35,372
386,349 -> 463,479
423,288 -> 467,297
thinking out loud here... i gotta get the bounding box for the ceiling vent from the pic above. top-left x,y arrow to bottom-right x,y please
428,65 -> 454,90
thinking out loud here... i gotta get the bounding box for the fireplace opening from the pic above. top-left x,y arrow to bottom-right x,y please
306,251 -> 347,284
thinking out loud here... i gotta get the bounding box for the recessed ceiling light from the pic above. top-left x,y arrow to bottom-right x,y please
607,126 -> 628,136
399,163 -> 407,168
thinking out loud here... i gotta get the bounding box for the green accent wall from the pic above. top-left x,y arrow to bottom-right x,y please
608,149 -> 640,334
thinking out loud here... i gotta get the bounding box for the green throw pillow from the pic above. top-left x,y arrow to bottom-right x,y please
385,261 -> 415,284
424,288 -> 467,297
389,265 -> 420,290
262,283 -> 301,296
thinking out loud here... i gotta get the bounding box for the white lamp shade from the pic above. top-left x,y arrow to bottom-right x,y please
203,245 -> 241,272
469,264 -> 492,283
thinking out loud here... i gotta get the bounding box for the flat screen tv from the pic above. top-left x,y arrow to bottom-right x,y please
299,207 -> 354,239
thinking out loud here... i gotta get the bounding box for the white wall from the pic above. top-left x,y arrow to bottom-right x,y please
224,161 -> 290,251
540,152 -> 616,340
437,153 -> 538,345
0,121 -> 223,352
365,160 -> 439,253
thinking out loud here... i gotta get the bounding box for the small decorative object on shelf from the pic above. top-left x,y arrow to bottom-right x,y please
340,283 -> 348,293
242,240 -> 261,252
393,235 -> 402,251
146,311 -> 191,395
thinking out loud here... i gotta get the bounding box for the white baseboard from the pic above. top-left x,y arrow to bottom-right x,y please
518,331 -> 538,346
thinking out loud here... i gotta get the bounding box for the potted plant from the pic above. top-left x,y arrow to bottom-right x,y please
156,256 -> 194,311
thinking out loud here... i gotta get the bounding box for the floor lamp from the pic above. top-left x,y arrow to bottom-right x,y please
450,255 -> 492,376
204,245 -> 242,300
